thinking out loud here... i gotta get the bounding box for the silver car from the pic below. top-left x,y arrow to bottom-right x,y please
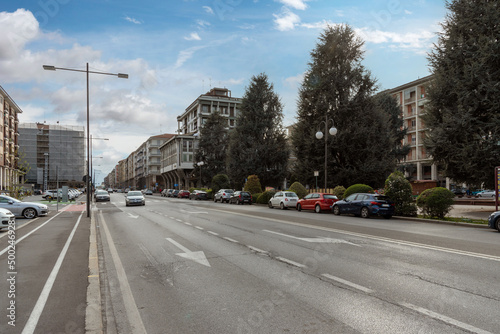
268,191 -> 299,209
214,189 -> 234,203
0,195 -> 49,219
125,191 -> 145,206
0,208 -> 15,230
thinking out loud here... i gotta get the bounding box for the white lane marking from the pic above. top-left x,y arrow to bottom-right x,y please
248,246 -> 269,255
0,211 -> 65,256
208,209 -> 500,262
184,222 -> 192,226
165,238 -> 211,267
223,237 -> 239,243
21,212 -> 84,334
0,218 -> 40,239
276,256 -> 306,268
176,219 -> 183,223
264,230 -> 360,246
207,231 -> 219,236
321,274 -> 374,294
401,302 -> 493,334
127,213 -> 139,219
195,226 -> 204,230
99,212 -> 147,334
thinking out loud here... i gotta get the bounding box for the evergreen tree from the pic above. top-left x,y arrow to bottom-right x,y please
194,111 -> 228,186
291,24 -> 395,189
226,73 -> 289,188
424,0 -> 500,189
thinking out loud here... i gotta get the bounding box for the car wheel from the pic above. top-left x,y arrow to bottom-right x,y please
214,197 -> 217,202
495,218 -> 500,232
360,207 -> 370,218
280,202 -> 286,210
332,205 -> 340,215
314,204 -> 321,213
297,204 -> 302,211
22,208 -> 37,219
268,201 -> 273,208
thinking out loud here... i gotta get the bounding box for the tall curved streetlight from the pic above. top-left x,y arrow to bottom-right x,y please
316,118 -> 337,190
197,161 -> 205,188
43,64 -> 128,217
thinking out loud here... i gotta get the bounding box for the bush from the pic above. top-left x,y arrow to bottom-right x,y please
384,170 -> 417,217
211,174 -> 231,193
343,184 -> 374,199
252,193 -> 262,203
416,187 -> 455,218
257,190 -> 276,204
332,186 -> 346,200
289,182 -> 308,199
244,175 -> 262,194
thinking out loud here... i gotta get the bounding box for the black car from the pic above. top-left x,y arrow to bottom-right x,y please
229,191 -> 252,205
331,193 -> 395,219
189,190 -> 208,200
170,189 -> 180,198
488,211 -> 500,232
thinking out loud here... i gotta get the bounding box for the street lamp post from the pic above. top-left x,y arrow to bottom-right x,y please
43,64 -> 128,217
197,161 -> 205,188
316,115 -> 337,191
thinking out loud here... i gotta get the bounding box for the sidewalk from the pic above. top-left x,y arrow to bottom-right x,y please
448,204 -> 495,220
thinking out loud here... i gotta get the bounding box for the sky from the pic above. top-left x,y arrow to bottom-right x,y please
0,0 -> 447,185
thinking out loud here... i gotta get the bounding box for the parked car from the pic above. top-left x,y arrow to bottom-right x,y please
269,191 -> 299,209
295,193 -> 337,213
170,189 -> 180,198
0,208 -> 15,230
125,191 -> 145,206
214,189 -> 234,203
161,189 -> 171,197
33,189 -> 43,195
0,195 -> 49,219
189,190 -> 208,200
144,189 -> 154,195
488,211 -> 500,232
230,191 -> 253,205
178,190 -> 190,198
107,188 -> 114,193
477,190 -> 496,198
331,193 -> 395,219
42,189 -> 61,200
95,189 -> 111,202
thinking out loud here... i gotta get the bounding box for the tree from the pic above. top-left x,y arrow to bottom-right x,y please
384,170 -> 417,217
244,175 -> 262,194
424,0 -> 500,189
227,73 -> 289,188
291,24 -> 396,189
194,111 -> 229,186
373,93 -> 410,162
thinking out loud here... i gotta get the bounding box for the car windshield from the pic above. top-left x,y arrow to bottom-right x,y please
128,191 -> 142,196
286,193 -> 298,197
0,195 -> 20,203
96,190 -> 107,195
374,195 -> 391,201
324,194 -> 337,199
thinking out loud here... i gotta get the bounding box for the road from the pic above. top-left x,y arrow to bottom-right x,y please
95,193 -> 500,334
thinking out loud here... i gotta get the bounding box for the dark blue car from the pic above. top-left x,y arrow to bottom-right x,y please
488,211 -> 500,232
331,193 -> 395,219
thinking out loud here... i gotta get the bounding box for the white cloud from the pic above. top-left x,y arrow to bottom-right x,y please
300,20 -> 335,30
174,46 -> 206,68
203,6 -> 214,15
404,10 -> 413,15
356,27 -> 435,53
278,0 -> 308,10
124,16 -> 141,24
185,32 -> 201,41
273,8 -> 301,31
196,20 -> 210,28
0,9 -> 40,59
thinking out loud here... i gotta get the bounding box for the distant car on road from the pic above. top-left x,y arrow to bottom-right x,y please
95,190 -> 110,202
332,193 -> 394,219
229,191 -> 252,205
125,191 -> 145,206
477,190 -> 496,198
268,191 -> 298,209
189,190 -> 208,200
178,190 -> 190,198
0,195 -> 49,219
214,189 -> 234,203
296,193 -> 337,213
144,189 -> 154,195
488,211 -> 500,232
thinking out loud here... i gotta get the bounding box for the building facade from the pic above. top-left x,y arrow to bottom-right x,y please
18,123 -> 85,190
0,86 -> 23,190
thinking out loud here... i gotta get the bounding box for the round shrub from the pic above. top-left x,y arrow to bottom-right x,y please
384,170 -> 417,217
332,186 -> 346,200
252,193 -> 262,203
289,182 -> 308,199
343,184 -> 374,199
211,174 -> 230,193
416,187 -> 455,218
257,190 -> 276,204
244,175 -> 262,194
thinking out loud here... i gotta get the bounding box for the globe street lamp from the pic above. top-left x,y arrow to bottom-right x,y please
43,64 -> 128,217
316,118 -> 337,190
197,161 -> 205,188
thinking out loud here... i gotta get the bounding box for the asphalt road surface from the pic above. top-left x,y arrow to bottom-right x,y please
94,193 -> 500,334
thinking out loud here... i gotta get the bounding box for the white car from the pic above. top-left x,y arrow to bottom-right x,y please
125,191 -> 145,206
477,190 -> 496,198
268,191 -> 299,210
0,208 -> 15,230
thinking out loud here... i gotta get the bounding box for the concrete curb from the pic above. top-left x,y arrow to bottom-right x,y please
396,216 -> 490,228
85,208 -> 103,333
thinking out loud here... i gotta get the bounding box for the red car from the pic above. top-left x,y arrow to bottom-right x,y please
178,190 -> 190,198
296,193 -> 339,213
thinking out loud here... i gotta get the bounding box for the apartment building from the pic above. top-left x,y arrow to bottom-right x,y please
135,134 -> 175,190
160,88 -> 242,189
18,123 -> 85,190
0,85 -> 22,190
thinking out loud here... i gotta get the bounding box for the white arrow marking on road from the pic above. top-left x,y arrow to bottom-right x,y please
127,213 -> 139,219
165,238 -> 211,267
263,230 -> 360,247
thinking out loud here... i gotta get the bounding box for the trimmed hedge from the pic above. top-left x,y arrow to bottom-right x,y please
384,171 -> 417,217
332,186 -> 346,200
343,184 -> 374,199
257,190 -> 276,204
289,182 -> 307,199
416,187 -> 454,218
